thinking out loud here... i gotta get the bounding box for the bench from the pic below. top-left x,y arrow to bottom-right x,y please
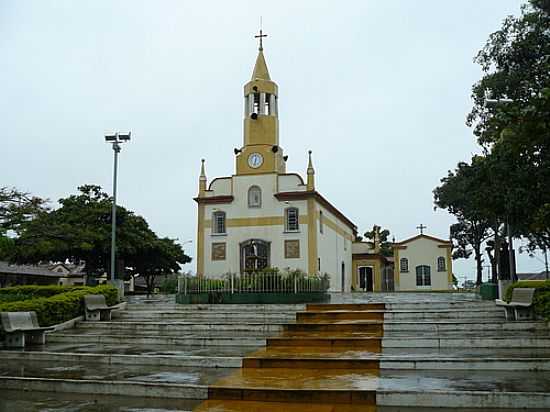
84,294 -> 116,321
496,288 -> 535,321
1,311 -> 54,348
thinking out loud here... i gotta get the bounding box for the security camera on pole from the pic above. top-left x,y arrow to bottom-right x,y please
105,131 -> 131,296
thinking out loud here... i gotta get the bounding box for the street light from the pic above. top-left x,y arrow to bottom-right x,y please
484,92 -> 517,283
105,131 -> 131,284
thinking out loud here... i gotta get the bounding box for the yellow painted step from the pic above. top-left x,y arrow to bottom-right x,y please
194,400 -> 378,412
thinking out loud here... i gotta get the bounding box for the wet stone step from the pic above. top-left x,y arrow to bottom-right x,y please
77,321 -> 286,332
382,336 -> 550,348
20,342 -> 256,357
0,359 -> 235,384
47,333 -> 266,347
0,389 -> 200,412
63,328 -> 280,338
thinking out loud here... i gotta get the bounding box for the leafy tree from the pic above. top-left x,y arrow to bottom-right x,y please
0,187 -> 48,236
363,225 -> 393,257
11,185 -> 191,284
434,160 -> 492,285
467,0 -> 550,252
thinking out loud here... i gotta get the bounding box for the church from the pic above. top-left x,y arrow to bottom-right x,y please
194,36 -> 453,292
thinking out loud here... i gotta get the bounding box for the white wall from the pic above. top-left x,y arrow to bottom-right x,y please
315,202 -> 353,292
203,173 -> 309,276
398,237 -> 450,291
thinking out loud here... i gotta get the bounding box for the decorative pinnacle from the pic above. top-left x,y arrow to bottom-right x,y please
307,150 -> 315,174
200,159 -> 206,179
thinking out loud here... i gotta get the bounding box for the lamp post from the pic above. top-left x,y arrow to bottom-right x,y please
484,94 -> 517,283
105,132 -> 131,284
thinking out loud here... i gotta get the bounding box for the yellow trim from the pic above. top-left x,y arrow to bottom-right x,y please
307,198 -> 318,275
204,215 -> 307,229
394,248 -> 400,290
446,247 -> 453,288
352,259 -> 382,292
196,204 -> 205,276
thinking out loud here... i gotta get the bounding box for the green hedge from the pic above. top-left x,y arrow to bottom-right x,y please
0,285 -> 118,328
505,280 -> 550,320
0,285 -> 84,303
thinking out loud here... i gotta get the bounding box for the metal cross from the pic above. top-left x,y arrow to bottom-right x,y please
255,28 -> 268,51
417,224 -> 427,235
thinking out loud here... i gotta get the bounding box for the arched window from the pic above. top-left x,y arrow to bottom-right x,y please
437,256 -> 446,272
319,211 -> 324,234
400,258 -> 409,273
285,207 -> 299,232
416,265 -> 431,287
248,186 -> 262,208
212,211 -> 226,234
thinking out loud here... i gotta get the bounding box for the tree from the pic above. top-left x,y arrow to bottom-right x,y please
434,160 -> 492,285
131,237 -> 190,295
363,225 -> 393,257
467,0 -> 550,252
12,185 -> 191,282
0,187 -> 48,236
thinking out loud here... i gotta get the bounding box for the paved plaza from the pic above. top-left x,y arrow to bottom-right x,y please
1,293 -> 550,411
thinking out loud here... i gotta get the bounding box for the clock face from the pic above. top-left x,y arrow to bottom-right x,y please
248,153 -> 264,168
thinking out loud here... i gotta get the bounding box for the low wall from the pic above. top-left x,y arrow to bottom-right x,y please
176,292 -> 330,305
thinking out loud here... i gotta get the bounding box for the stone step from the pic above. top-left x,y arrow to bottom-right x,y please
195,400 -> 375,412
208,367 -> 377,404
267,336 -> 382,351
128,303 -> 306,312
306,303 -> 386,311
117,312 -> 297,321
3,349 -> 242,368
285,322 -> 383,333
383,336 -> 550,348
296,311 -> 384,322
77,321 -> 285,333
205,367 -> 550,408
48,333 -> 266,347
0,358 -> 232,389
384,312 -> 504,320
384,321 -> 548,332
24,342 -> 255,358
0,389 -> 199,412
66,328 -> 278,339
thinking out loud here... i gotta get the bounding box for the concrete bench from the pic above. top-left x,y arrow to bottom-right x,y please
1,311 -> 54,348
84,294 -> 116,321
496,288 -> 535,321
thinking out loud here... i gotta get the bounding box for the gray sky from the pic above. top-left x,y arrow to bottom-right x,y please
3,0 -> 544,279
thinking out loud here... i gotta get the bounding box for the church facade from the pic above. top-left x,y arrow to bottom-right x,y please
194,41 -> 453,292
194,44 -> 356,291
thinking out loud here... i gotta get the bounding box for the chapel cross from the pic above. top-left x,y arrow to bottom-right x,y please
416,224 -> 427,235
255,28 -> 268,51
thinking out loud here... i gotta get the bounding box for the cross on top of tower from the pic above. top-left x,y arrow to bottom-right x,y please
254,26 -> 268,51
416,224 -> 427,235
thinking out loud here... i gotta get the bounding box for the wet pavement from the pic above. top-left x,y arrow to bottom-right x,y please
0,359 -> 235,385
2,293 -> 550,410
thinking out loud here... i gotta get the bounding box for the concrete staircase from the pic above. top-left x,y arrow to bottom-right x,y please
1,294 -> 550,411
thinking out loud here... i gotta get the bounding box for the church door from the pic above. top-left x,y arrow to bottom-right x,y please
240,239 -> 271,273
358,267 -> 374,292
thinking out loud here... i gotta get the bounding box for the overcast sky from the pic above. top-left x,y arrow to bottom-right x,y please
3,0 -> 544,280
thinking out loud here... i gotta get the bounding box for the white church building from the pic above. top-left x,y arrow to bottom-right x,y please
194,41 -> 356,291
194,38 -> 453,292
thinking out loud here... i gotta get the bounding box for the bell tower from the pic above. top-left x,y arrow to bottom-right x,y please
236,30 -> 286,175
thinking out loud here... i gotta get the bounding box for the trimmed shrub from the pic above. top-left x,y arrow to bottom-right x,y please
0,285 -> 118,328
505,280 -> 550,320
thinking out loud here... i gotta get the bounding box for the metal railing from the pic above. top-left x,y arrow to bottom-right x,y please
177,272 -> 329,295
